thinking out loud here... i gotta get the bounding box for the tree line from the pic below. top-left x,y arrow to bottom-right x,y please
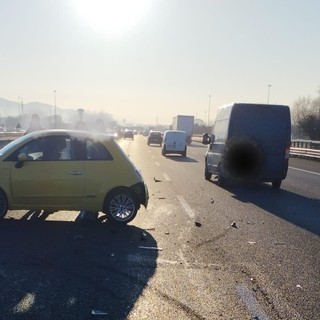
292,90 -> 320,140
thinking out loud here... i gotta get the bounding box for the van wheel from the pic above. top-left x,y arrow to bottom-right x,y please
0,190 -> 8,219
181,147 -> 187,157
205,165 -> 212,181
162,147 -> 166,156
272,180 -> 282,189
104,189 -> 138,224
217,166 -> 226,187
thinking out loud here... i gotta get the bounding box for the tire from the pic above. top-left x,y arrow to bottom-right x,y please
205,163 -> 212,181
162,146 -> 166,156
272,180 -> 282,189
181,147 -> 187,157
104,189 -> 139,224
0,190 -> 8,219
217,165 -> 226,187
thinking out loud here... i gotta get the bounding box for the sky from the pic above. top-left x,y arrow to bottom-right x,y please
1,0 -> 320,125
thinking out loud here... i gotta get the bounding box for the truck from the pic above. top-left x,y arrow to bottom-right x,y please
172,115 -> 194,144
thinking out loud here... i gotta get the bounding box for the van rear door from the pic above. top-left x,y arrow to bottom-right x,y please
230,104 -> 291,179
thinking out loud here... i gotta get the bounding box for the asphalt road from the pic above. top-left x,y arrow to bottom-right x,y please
0,135 -> 319,319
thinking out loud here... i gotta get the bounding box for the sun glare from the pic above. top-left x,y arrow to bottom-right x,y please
72,0 -> 152,36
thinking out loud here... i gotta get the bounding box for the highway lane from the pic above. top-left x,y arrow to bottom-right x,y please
120,135 -> 320,320
1,135 -> 319,319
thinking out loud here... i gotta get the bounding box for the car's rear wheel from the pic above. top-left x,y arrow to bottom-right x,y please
162,146 -> 166,156
104,189 -> 139,224
0,190 -> 8,219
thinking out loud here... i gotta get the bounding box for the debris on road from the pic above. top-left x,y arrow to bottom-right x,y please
195,221 -> 202,227
211,198 -> 215,204
248,241 -> 256,245
231,221 -> 238,228
274,241 -> 286,246
165,232 -> 170,235
140,231 -> 147,240
73,234 -> 83,240
138,246 -> 163,251
153,177 -> 162,182
296,284 -> 302,289
91,309 -> 108,315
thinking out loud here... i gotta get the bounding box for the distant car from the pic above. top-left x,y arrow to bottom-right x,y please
0,130 -> 148,224
0,128 -> 6,133
147,131 -> 163,146
124,130 -> 134,140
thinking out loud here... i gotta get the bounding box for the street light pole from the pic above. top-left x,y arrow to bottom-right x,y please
18,97 -> 21,119
267,85 -> 271,104
54,90 -> 57,128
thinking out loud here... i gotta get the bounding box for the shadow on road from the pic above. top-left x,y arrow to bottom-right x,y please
0,218 -> 158,319
165,155 -> 198,163
229,183 -> 320,236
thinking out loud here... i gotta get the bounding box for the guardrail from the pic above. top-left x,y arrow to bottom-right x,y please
289,139 -> 320,160
0,132 -> 24,140
192,136 -> 320,161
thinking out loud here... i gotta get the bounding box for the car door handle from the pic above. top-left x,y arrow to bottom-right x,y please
68,171 -> 83,176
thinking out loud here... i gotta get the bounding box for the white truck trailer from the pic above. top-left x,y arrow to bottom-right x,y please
172,115 -> 194,144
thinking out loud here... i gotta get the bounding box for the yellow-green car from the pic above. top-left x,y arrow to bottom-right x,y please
0,130 -> 148,224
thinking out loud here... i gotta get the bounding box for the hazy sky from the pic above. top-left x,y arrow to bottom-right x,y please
1,0 -> 319,125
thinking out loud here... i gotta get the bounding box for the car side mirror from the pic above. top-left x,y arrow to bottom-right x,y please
15,153 -> 28,169
202,133 -> 211,145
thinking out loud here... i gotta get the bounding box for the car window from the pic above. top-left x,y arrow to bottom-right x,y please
6,136 -> 70,161
86,140 -> 113,160
71,138 -> 113,161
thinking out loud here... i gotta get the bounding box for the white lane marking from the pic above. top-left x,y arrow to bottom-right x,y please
163,173 -> 171,181
289,166 -> 320,176
155,162 -> 160,167
177,195 -> 195,219
236,285 -> 270,320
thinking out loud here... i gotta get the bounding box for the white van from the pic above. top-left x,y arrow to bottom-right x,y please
162,130 -> 187,157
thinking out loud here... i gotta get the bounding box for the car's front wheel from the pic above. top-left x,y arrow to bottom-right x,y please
104,188 -> 139,224
0,190 -> 8,219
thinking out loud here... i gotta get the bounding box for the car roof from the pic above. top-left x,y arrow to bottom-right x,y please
24,129 -> 115,140
0,129 -> 116,157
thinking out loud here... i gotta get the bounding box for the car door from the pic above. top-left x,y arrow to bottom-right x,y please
81,139 -> 115,206
10,136 -> 85,207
